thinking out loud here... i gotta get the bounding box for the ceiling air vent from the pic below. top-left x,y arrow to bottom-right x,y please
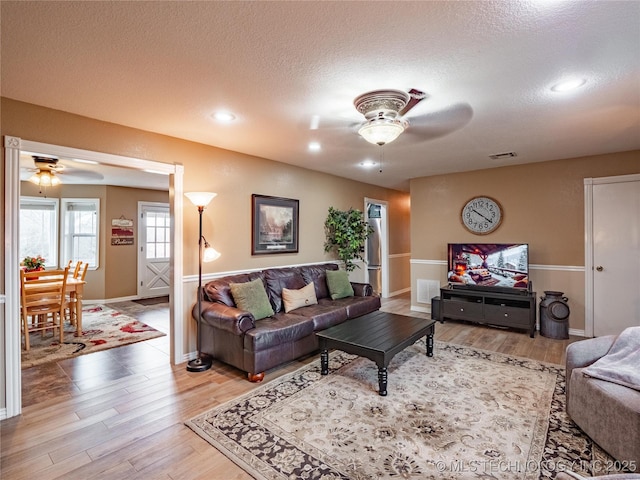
489,152 -> 517,160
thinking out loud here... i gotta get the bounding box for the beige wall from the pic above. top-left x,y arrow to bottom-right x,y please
104,186 -> 169,299
20,181 -> 170,300
1,98 -> 411,412
2,98 -> 410,277
410,150 -> 640,331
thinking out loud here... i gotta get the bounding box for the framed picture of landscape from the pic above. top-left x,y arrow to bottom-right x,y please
251,194 -> 299,255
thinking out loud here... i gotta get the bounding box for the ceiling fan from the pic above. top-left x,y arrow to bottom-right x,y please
24,155 -> 104,186
353,88 -> 427,146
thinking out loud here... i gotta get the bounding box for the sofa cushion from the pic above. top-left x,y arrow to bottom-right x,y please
288,301 -> 349,330
230,278 -> 274,320
282,282 -> 318,313
264,268 -> 306,313
300,263 -> 338,300
326,269 -> 354,300
243,313 -> 315,352
323,295 -> 382,318
203,272 -> 263,306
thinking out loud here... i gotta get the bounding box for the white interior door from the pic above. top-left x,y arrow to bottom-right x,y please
138,202 -> 170,298
588,176 -> 640,337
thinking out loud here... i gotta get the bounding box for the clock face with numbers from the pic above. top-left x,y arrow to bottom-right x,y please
461,196 -> 502,234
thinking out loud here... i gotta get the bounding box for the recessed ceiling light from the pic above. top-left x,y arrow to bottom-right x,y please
551,78 -> 586,92
308,142 -> 321,152
213,111 -> 236,122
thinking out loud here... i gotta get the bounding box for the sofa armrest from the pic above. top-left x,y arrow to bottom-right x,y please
566,335 -> 616,371
194,300 -> 256,335
565,334 -> 617,407
351,282 -> 374,297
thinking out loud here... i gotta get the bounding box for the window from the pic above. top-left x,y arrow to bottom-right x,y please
19,196 -> 59,267
145,209 -> 170,259
61,198 -> 100,268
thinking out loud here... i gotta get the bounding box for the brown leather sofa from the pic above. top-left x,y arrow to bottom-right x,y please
193,263 -> 381,381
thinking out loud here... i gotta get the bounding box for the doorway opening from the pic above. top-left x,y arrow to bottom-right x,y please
4,136 -> 185,419
364,198 -> 389,298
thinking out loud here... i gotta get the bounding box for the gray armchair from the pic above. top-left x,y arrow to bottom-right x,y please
565,334 -> 640,469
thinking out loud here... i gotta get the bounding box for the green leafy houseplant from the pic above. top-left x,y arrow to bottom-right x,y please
22,255 -> 46,270
324,207 -> 373,272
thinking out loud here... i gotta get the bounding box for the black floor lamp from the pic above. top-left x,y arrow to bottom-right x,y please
185,192 -> 221,373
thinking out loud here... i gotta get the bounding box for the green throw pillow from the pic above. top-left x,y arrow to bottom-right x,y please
325,269 -> 354,300
230,278 -> 274,320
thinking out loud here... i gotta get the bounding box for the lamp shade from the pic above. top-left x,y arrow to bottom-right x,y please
185,191 -> 217,207
203,245 -> 221,263
29,170 -> 61,186
358,118 -> 406,146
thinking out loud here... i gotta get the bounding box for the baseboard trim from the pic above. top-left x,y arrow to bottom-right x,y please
388,287 -> 411,297
569,328 -> 587,337
0,408 -> 6,421
411,305 -> 430,314
84,295 -> 140,305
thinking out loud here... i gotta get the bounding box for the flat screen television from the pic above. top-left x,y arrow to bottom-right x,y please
447,243 -> 530,292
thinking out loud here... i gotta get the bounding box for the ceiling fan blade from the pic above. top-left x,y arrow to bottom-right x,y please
401,102 -> 474,143
61,168 -> 105,181
398,88 -> 427,116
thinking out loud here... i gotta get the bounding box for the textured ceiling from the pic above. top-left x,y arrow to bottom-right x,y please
2,1 -> 640,191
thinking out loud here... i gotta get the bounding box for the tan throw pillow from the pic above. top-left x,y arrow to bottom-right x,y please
229,278 -> 274,320
282,282 -> 318,313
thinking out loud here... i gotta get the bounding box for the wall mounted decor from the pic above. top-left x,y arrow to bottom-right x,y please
252,194 -> 299,254
461,196 -> 502,234
111,216 -> 135,245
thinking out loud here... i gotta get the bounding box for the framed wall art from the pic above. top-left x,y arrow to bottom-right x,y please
111,216 -> 135,246
252,194 -> 299,255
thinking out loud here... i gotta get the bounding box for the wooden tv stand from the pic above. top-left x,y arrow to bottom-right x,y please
437,286 -> 536,337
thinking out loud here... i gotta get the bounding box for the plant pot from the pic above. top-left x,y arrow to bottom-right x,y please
25,267 -> 44,280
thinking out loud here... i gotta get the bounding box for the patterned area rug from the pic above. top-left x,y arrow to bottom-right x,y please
21,304 -> 165,369
187,341 -> 620,480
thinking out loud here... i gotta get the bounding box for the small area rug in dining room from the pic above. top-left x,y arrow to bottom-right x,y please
186,341 -> 618,480
21,304 -> 165,369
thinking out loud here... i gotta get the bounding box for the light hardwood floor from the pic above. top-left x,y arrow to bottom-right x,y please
1,294 -> 580,479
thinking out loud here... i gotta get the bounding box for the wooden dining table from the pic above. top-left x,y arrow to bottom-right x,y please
22,275 -> 86,336
64,277 -> 86,336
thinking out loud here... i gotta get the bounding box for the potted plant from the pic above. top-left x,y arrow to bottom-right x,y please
324,207 -> 373,272
22,255 -> 46,274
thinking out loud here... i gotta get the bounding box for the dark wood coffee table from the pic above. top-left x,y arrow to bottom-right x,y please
316,310 -> 435,396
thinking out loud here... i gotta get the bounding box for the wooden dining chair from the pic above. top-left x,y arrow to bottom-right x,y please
78,262 -> 89,281
20,266 -> 69,351
67,260 -> 83,278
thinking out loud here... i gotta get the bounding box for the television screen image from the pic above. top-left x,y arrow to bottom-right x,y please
447,243 -> 529,290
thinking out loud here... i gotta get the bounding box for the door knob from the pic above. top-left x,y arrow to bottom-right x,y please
596,266 -> 604,272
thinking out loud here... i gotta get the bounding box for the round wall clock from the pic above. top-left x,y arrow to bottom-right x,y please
461,196 -> 503,234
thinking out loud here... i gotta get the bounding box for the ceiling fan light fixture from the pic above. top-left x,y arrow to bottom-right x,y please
358,118 -> 407,146
29,170 -> 61,186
